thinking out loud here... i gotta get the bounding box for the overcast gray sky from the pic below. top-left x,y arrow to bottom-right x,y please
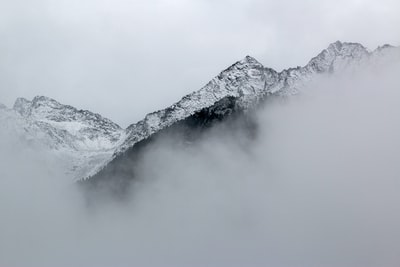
1,0 -> 399,127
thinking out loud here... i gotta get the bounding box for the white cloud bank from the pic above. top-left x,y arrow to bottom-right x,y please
1,59 -> 400,267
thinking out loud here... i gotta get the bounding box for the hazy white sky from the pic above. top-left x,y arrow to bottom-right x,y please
1,0 -> 399,127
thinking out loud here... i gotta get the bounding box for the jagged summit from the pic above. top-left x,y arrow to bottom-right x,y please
375,44 -> 395,51
241,55 -> 262,65
372,43 -> 400,60
329,40 -> 345,50
12,95 -> 124,150
327,40 -> 367,52
116,53 -> 267,156
306,41 -> 369,73
13,95 -> 122,134
14,96 -> 68,117
13,97 -> 31,116
31,95 -> 65,110
7,95 -> 126,180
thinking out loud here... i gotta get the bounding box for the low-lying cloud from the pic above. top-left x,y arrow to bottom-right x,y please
1,60 -> 400,267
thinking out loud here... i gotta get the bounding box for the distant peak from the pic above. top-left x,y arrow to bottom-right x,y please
13,97 -> 32,116
32,95 -> 60,105
328,40 -> 343,50
374,44 -> 396,52
382,44 -> 395,49
240,55 -> 262,65
28,96 -> 66,112
13,96 -> 64,116
327,41 -> 367,54
225,55 -> 264,73
14,97 -> 30,106
306,41 -> 369,73
244,55 -> 257,62
0,103 -> 7,109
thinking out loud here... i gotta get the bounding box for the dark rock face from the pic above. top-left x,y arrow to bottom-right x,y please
80,42 -> 400,199
80,96 -> 258,199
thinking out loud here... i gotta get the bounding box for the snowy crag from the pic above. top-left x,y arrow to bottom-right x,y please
0,96 -> 125,180
1,41 -> 399,190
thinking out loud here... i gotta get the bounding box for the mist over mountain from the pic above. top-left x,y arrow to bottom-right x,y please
86,41 -> 400,193
5,41 -> 399,194
2,42 -> 399,182
1,41 -> 400,266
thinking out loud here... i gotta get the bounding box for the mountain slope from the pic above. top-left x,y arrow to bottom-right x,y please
118,55 -> 266,154
1,96 -> 125,180
2,41 -> 398,185
83,41 -> 399,195
116,41 -> 382,157
13,96 -> 124,150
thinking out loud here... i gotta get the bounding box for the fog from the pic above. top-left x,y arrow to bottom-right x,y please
1,61 -> 400,267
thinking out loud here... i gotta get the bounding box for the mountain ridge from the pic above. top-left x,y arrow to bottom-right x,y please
111,41 -> 396,156
83,41 -> 399,191
2,41 -> 399,182
1,95 -> 126,180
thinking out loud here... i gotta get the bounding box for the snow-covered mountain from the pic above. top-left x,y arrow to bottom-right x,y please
1,41 -> 398,184
84,41 -> 399,193
116,42 -> 368,155
13,96 -> 124,150
117,41 -> 400,155
0,96 -> 125,180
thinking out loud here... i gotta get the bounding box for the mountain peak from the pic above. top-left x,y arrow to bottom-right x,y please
118,54 -> 267,157
325,42 -> 370,62
31,95 -> 63,109
234,55 -> 264,70
306,41 -> 369,73
8,95 -> 125,180
327,41 -> 367,54
13,97 -> 32,116
0,103 -> 7,109
32,95 -> 59,104
13,95 -> 65,117
374,44 -> 396,52
327,40 -> 344,50
241,55 -> 261,65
